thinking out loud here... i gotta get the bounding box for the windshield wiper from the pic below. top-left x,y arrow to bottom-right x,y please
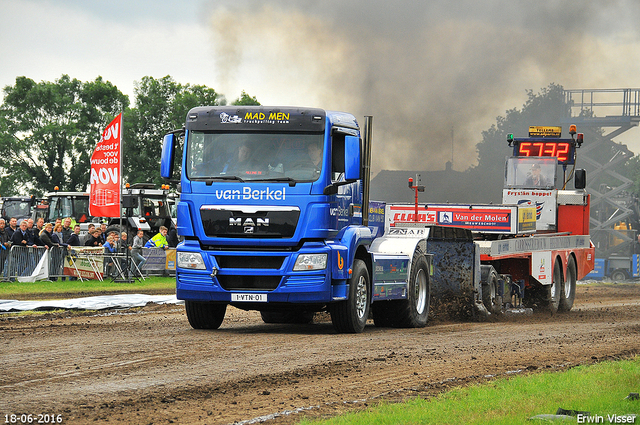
251,177 -> 298,186
191,175 -> 245,184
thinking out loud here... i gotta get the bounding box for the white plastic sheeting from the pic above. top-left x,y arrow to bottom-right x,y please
0,294 -> 182,312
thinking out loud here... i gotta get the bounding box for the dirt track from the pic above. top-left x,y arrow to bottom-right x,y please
1,283 -> 640,424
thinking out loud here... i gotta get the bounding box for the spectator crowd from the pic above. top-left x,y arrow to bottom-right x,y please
0,216 -> 177,279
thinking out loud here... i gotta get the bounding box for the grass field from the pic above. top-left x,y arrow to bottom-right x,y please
0,276 -> 176,299
300,357 -> 640,425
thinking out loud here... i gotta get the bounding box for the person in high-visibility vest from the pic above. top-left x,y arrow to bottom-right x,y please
145,226 -> 169,249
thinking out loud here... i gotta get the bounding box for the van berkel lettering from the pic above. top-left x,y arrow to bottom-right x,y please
215,186 -> 286,201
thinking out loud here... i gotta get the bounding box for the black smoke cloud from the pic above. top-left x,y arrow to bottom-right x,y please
206,0 -> 640,174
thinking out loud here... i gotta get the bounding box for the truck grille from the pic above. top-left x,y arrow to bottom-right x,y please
217,275 -> 281,291
215,255 -> 285,269
200,206 -> 300,238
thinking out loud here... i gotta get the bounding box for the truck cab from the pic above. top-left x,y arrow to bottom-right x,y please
162,107 -> 388,332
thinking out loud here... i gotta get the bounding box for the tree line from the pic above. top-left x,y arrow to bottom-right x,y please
1,76 -> 638,202
0,74 -> 259,197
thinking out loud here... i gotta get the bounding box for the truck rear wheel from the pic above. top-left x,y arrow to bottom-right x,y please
330,259 -> 370,333
372,302 -> 394,327
542,259 -> 562,313
482,269 -> 502,315
610,269 -> 629,282
392,253 -> 430,328
559,257 -> 577,312
185,301 -> 227,329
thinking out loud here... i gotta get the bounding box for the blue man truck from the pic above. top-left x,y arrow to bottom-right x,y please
161,108 -> 594,333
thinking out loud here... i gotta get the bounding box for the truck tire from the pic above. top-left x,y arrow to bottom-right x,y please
185,301 -> 227,329
542,259 -> 562,313
482,269 -> 502,315
392,253 -> 430,328
330,259 -> 370,333
260,311 -> 314,324
610,269 -> 629,282
559,257 -> 577,312
371,302 -> 394,327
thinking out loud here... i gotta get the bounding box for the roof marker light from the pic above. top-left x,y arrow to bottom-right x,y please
507,134 -> 514,146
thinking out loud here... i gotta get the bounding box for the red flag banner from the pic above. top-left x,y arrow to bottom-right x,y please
89,113 -> 122,217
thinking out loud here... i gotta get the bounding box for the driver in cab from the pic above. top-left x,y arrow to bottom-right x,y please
525,163 -> 548,187
222,142 -> 257,175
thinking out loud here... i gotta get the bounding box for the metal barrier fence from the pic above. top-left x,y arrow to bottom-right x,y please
0,247 -> 8,277
0,246 -> 176,282
48,246 -> 67,279
4,246 -> 48,281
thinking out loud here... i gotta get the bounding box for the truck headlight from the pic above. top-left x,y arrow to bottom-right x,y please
177,252 -> 206,270
293,253 -> 327,271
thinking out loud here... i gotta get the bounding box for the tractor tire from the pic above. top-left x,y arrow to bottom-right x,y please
105,224 -> 136,244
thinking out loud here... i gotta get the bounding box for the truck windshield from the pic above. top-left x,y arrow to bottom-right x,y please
49,197 -> 72,220
141,196 -> 170,218
48,196 -> 90,222
186,131 -> 324,182
2,201 -> 31,219
504,157 -> 557,189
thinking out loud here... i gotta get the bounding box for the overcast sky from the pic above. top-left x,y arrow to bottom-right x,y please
3,0 -> 640,173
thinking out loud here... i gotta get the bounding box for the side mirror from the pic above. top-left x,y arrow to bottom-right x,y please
160,134 -> 176,179
344,135 -> 361,181
575,169 -> 587,190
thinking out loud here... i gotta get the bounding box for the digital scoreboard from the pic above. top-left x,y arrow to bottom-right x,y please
507,126 -> 581,165
515,140 -> 574,164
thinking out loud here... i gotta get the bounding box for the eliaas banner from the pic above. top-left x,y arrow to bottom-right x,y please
89,113 -> 122,217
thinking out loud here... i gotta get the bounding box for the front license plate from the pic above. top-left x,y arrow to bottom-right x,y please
231,293 -> 267,302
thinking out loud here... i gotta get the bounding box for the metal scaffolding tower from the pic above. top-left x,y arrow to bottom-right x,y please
562,89 -> 640,259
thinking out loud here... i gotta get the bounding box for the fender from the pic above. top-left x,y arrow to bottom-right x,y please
330,225 -> 374,280
369,226 -> 429,266
176,201 -> 195,237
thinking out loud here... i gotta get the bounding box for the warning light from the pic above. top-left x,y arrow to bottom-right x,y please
54,186 -> 59,191
569,124 -> 577,135
125,183 -> 130,189
577,133 -> 584,147
507,134 -> 514,146
408,177 -> 414,188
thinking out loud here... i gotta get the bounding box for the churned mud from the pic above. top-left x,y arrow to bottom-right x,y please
1,283 -> 639,424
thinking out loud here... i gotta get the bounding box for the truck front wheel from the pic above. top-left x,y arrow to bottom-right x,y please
185,301 -> 227,329
330,259 -> 370,333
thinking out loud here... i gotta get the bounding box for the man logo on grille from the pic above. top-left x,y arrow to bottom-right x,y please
229,217 -> 270,227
